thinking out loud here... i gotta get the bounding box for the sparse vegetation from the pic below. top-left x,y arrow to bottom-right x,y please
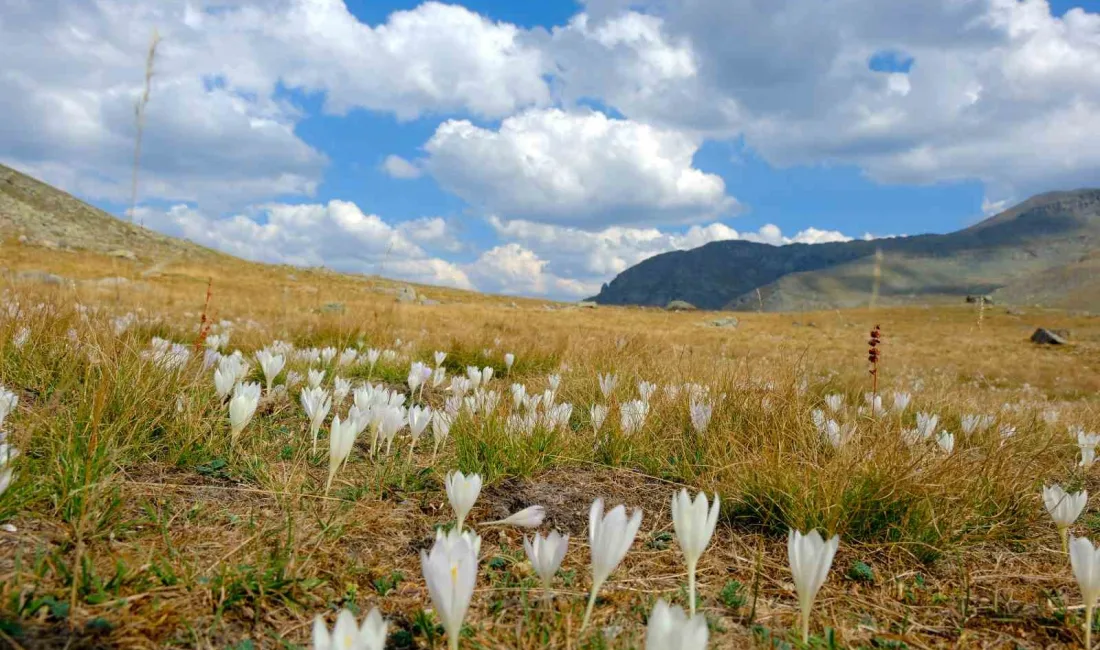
0,231 -> 1099,648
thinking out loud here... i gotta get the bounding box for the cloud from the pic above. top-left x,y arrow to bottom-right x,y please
553,1 -> 1100,200
484,217 -> 853,298
424,108 -> 736,228
465,244 -> 603,299
137,200 -> 474,289
397,217 -> 466,253
381,155 -> 422,179
0,0 -> 551,210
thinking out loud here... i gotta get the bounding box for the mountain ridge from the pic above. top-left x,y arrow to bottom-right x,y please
589,189 -> 1100,311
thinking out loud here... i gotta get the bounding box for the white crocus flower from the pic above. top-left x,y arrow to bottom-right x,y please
504,353 -> 515,372
936,431 -> 955,454
434,351 -> 447,367
484,505 -> 545,528
598,373 -> 618,400
446,471 -> 482,533
582,498 -> 643,630
300,387 -> 332,453
620,400 -> 648,435
408,405 -> 432,450
671,490 -> 720,616
590,404 -> 608,434
308,368 -> 325,389
689,399 -> 713,435
213,366 -> 236,401
421,528 -> 479,650
325,414 -> 358,495
1070,535 -> 1100,650
255,350 -> 285,393
823,394 -> 843,413
0,387 -> 17,428
228,382 -> 260,443
892,391 -> 911,413
788,528 -> 840,643
312,607 -> 387,650
1044,484 -> 1088,552
645,599 -> 709,650
524,530 -> 569,601
431,412 -> 453,459
333,376 -> 351,404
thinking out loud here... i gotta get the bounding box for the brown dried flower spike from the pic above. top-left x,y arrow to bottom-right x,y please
867,324 -> 882,396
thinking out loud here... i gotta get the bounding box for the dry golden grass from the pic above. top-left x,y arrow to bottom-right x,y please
1,243 -> 1099,649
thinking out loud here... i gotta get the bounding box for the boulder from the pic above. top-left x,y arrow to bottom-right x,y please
108,249 -> 137,261
1030,328 -> 1068,345
965,295 -> 994,305
665,300 -> 697,312
577,301 -> 598,309
396,286 -> 418,303
16,270 -> 68,286
708,316 -> 740,328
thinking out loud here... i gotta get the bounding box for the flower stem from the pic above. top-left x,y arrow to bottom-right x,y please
1061,526 -> 1070,554
1088,604 -> 1094,650
448,629 -> 460,650
687,560 -> 697,617
581,579 -> 603,632
801,601 -> 811,644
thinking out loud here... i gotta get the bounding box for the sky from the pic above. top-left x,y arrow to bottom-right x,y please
2,0 -> 1098,300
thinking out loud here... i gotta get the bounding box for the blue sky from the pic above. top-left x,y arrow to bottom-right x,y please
2,0 -> 1098,298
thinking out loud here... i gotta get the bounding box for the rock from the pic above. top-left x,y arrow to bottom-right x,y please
396,286 -> 418,303
966,295 -> 994,305
1006,308 -> 1025,316
665,300 -> 697,312
708,316 -> 740,328
506,301 -> 518,309
17,235 -> 28,244
16,270 -> 68,286
577,301 -> 598,309
1031,328 -> 1068,345
320,302 -> 346,314
37,239 -> 60,250
108,249 -> 136,260
94,277 -> 129,286
419,297 -> 440,306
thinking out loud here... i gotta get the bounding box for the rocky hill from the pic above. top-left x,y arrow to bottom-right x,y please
589,190 -> 1100,311
0,163 -> 216,262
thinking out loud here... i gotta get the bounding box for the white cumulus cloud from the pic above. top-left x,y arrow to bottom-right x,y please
137,200 -> 474,290
424,108 -> 736,228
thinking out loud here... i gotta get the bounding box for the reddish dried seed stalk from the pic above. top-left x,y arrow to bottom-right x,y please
194,277 -> 214,352
867,324 -> 882,399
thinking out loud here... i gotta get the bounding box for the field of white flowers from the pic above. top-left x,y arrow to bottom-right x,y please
1,288 -> 1099,649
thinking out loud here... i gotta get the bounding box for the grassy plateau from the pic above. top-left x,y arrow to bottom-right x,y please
0,242 -> 1099,649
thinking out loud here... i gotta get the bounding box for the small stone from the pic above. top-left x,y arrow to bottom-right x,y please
107,249 -> 137,260
708,316 -> 740,328
1030,328 -> 1068,345
665,300 -> 696,311
1,524 -> 15,533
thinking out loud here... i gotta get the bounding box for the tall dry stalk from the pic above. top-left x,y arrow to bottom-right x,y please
128,29 -> 160,226
868,247 -> 884,309
868,324 -> 882,399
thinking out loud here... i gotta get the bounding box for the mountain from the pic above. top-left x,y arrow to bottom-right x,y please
0,163 -> 216,261
589,189 -> 1100,311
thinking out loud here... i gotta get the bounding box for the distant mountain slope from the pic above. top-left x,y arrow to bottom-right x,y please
0,163 -> 215,261
590,189 -> 1100,311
